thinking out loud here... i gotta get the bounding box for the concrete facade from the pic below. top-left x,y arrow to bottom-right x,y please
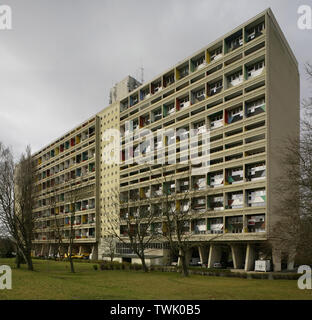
31,9 -> 299,271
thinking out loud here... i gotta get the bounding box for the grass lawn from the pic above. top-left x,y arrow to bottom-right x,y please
0,258 -> 311,300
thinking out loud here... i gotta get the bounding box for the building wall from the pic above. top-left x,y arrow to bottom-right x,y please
30,8 -> 299,270
266,10 -> 300,237
97,103 -> 121,258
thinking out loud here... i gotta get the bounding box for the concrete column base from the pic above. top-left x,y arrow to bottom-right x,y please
231,245 -> 245,269
208,245 -> 222,268
245,244 -> 256,271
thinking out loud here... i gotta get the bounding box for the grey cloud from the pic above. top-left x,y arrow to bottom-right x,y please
0,0 -> 311,157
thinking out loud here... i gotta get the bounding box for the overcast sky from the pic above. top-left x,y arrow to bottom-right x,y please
0,0 -> 311,158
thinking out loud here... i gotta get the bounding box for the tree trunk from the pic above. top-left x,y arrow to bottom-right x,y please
180,251 -> 189,277
26,255 -> 34,271
140,254 -> 148,272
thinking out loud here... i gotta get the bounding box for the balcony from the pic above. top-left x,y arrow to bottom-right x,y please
192,88 -> 206,104
226,167 -> 243,184
246,162 -> 266,181
246,98 -> 265,117
227,107 -> 243,125
208,172 -> 223,187
225,216 -> 243,233
177,178 -> 189,193
247,188 -> 266,207
208,195 -> 224,211
246,21 -> 265,42
208,82 -> 223,97
164,103 -> 175,117
192,176 -> 206,191
192,219 -> 207,234
227,70 -> 243,88
192,197 -> 206,213
246,60 -> 265,80
225,31 -> 243,53
226,192 -> 243,209
209,113 -> 223,130
247,214 -> 265,232
209,46 -> 223,62
207,218 -> 223,234
191,54 -> 206,72
177,97 -> 190,111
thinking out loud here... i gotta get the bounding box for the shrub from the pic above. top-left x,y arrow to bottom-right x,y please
93,264 -> 98,271
132,263 -> 142,271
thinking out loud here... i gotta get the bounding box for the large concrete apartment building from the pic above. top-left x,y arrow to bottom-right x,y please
31,8 -> 299,271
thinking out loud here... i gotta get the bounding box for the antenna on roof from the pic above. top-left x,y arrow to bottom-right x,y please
140,58 -> 144,84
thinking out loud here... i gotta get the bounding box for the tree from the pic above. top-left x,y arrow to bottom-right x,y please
65,176 -> 96,272
270,63 -> 312,265
107,189 -> 162,273
0,144 -> 35,270
101,234 -> 117,262
153,165 -> 222,277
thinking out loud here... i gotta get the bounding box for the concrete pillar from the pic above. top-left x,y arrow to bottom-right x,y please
272,247 -> 281,272
91,245 -> 98,260
48,245 -> 52,256
231,245 -> 244,269
245,244 -> 256,271
287,248 -> 296,271
208,245 -> 222,268
199,246 -> 209,265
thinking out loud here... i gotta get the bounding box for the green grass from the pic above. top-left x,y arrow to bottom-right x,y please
0,258 -> 311,300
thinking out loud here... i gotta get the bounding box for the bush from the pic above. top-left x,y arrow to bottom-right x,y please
131,263 -> 142,271
93,264 -> 98,271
